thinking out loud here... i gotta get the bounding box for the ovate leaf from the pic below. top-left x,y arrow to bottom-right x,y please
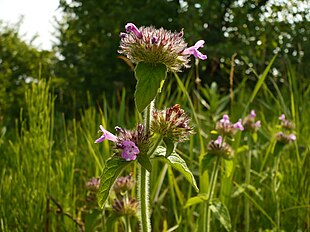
135,62 -> 167,112
97,157 -> 131,208
210,199 -> 232,232
153,146 -> 199,192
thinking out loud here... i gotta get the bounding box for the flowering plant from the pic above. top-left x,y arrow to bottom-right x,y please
94,23 -> 206,231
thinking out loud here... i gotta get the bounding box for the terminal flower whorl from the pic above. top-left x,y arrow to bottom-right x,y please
119,23 -> 207,72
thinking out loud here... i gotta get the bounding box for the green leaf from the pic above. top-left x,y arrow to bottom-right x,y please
184,193 -> 208,208
163,137 -> 175,157
249,54 -> 277,103
137,153 -> 152,172
135,62 -> 167,112
224,159 -> 233,178
153,146 -> 199,192
97,157 -> 131,208
209,199 -> 232,232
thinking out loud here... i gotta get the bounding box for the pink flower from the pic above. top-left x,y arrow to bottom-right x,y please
214,136 -> 223,145
250,110 -> 256,118
234,119 -> 244,131
182,40 -> 207,60
95,125 -> 118,143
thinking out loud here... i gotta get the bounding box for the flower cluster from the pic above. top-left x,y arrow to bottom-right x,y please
86,177 -> 100,192
113,174 -> 135,194
151,104 -> 194,142
243,110 -> 261,133
119,23 -> 207,72
95,124 -> 150,161
111,175 -> 138,216
207,136 -> 234,160
216,114 -> 244,136
112,197 -> 138,216
276,114 -> 296,144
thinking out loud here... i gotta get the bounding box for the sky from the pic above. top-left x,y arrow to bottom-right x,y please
0,0 -> 61,50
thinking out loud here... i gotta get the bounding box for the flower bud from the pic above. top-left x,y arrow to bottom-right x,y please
112,198 -> 138,216
86,177 -> 100,192
216,115 -> 243,136
275,132 -> 296,144
113,175 -> 135,194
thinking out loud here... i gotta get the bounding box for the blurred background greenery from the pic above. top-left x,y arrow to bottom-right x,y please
0,0 -> 309,231
1,0 -> 309,125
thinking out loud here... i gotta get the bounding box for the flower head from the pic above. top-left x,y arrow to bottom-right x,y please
113,174 -> 135,194
243,110 -> 261,133
95,124 -> 150,161
119,23 -> 207,72
86,177 -> 100,191
216,115 -> 243,136
95,125 -> 118,143
278,114 -> 295,130
112,197 -> 138,216
151,104 -> 194,142
207,136 -> 234,160
276,132 -> 296,144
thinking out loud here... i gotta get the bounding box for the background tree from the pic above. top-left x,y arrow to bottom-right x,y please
0,20 -> 55,126
54,0 -> 309,111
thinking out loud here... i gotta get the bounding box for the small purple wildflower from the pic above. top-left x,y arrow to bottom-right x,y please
86,177 -> 100,191
288,133 -> 296,141
182,40 -> 207,60
250,110 -> 256,118
125,23 -> 142,38
214,136 -> 223,145
255,120 -> 261,128
121,141 -> 140,161
234,119 -> 244,131
220,114 -> 230,124
279,114 -> 286,121
119,32 -> 127,39
95,125 -> 118,143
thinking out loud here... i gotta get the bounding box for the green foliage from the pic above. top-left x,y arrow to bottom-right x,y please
0,21 -> 55,125
134,62 -> 167,112
97,157 -> 131,208
153,146 -> 199,193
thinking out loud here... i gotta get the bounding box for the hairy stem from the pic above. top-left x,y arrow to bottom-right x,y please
138,102 -> 154,232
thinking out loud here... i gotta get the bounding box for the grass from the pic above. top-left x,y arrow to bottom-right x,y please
0,58 -> 309,231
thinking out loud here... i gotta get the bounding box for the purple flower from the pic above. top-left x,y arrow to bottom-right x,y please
250,110 -> 256,118
125,23 -> 142,38
151,35 -> 158,44
288,133 -> 296,141
220,114 -> 230,124
255,120 -> 261,128
214,136 -> 223,145
279,114 -> 285,121
234,119 -> 244,131
182,40 -> 207,60
121,141 -> 140,161
95,125 -> 118,143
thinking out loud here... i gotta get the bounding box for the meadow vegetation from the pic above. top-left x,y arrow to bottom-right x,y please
0,1 -> 309,231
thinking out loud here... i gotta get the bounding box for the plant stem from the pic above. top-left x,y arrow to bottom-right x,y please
206,156 -> 221,232
272,153 -> 281,231
244,150 -> 251,232
138,102 -> 154,232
